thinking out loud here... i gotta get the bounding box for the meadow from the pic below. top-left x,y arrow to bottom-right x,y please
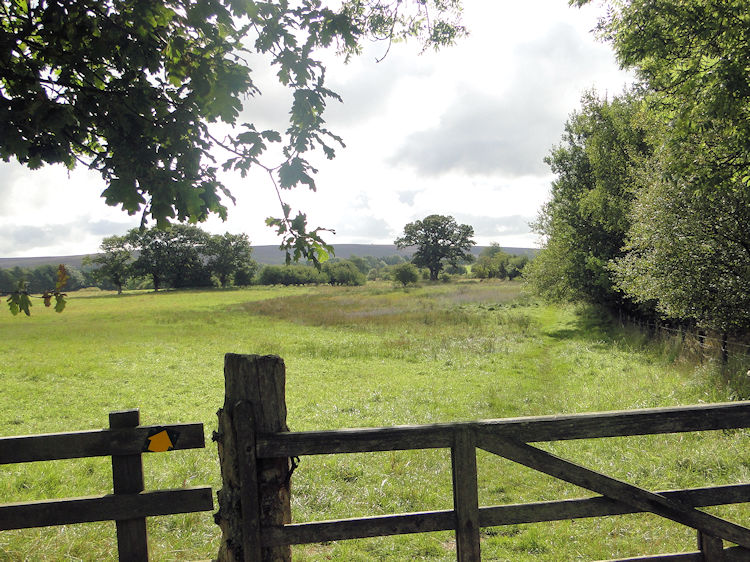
1,281 -> 749,561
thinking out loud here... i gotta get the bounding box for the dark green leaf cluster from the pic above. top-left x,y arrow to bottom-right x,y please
322,259 -> 366,286
256,258 -> 366,286
76,226 -> 258,293
0,1 -> 466,262
395,214 -> 475,281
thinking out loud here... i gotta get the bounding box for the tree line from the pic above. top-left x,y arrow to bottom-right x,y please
2,219 -> 531,305
527,0 -> 749,343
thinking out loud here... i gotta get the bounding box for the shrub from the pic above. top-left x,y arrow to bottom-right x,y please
323,260 -> 366,286
257,265 -> 327,286
392,263 -> 420,287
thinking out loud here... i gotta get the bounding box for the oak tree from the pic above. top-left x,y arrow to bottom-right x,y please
395,215 -> 475,281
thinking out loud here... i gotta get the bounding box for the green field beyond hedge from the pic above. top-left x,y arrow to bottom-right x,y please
1,282 -> 748,560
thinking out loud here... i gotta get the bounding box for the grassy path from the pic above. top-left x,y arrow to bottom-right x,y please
1,282 -> 747,560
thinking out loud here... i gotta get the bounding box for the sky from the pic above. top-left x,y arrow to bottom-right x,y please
0,0 -> 633,258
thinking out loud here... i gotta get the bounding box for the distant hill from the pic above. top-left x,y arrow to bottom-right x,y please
0,244 -> 538,269
0,254 -> 89,269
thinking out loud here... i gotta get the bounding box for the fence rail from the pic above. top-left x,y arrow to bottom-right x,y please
219,354 -> 750,562
0,409 -> 214,561
255,401 -> 750,457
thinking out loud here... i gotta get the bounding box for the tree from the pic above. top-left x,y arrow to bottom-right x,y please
258,264 -> 326,286
206,232 -> 255,288
166,224 -> 212,288
612,164 -> 750,335
392,263 -> 419,287
233,263 -> 258,287
506,255 -> 529,280
524,92 -> 652,307
82,235 -> 132,294
1,0 -> 465,262
126,225 -> 211,290
576,0 -> 749,202
571,0 -> 750,334
395,215 -> 475,281
126,228 -> 173,291
473,243 -> 510,279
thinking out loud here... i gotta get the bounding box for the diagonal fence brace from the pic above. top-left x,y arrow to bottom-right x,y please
477,433 -> 750,549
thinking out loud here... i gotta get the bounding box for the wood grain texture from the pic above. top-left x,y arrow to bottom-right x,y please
451,427 -> 481,561
0,487 -> 213,530
216,354 -> 291,562
110,410 -> 148,561
698,531 -> 725,561
257,484 -> 750,546
255,401 -> 750,458
1,422 -> 205,464
478,434 -> 750,549
233,400 -> 262,562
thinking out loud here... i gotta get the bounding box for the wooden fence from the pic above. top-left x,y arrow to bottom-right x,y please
217,354 -> 750,562
0,409 -> 214,560
3,355 -> 750,561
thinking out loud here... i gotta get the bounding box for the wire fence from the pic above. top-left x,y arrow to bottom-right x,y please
617,312 -> 750,365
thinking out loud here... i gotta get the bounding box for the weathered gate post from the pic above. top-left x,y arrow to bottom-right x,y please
215,354 -> 292,561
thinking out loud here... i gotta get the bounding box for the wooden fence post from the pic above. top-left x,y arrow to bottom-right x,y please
452,426 -> 481,561
215,354 -> 292,562
698,531 -> 724,561
110,409 -> 148,561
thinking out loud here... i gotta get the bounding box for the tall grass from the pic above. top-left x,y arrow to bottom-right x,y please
1,281 -> 748,560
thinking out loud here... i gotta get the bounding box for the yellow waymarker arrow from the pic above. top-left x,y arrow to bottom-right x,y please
147,430 -> 174,452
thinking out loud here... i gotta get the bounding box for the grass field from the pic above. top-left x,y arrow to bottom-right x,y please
1,281 -> 749,560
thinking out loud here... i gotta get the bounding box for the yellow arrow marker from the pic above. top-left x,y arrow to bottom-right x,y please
147,430 -> 174,452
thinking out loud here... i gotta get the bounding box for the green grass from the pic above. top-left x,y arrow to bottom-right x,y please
1,281 -> 748,560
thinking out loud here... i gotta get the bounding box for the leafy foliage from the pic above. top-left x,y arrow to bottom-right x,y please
257,264 -> 327,286
82,235 -> 132,294
394,214 -> 476,281
205,232 -> 255,288
0,0 -> 466,262
612,163 -> 750,334
322,259 -> 366,286
472,243 -> 528,280
588,0 -> 750,202
562,0 -> 750,334
525,92 -> 652,307
5,264 -> 68,316
392,262 -> 419,287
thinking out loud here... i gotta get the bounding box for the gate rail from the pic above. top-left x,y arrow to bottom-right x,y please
252,402 -> 750,561
0,409 -> 213,560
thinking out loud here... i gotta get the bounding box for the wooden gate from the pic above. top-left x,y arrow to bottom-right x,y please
218,354 -> 750,562
0,409 -> 213,560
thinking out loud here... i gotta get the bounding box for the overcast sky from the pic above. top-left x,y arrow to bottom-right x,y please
0,0 -> 632,258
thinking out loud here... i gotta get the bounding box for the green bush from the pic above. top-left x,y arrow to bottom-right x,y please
323,260 -> 366,286
392,263 -> 420,287
257,265 -> 327,286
